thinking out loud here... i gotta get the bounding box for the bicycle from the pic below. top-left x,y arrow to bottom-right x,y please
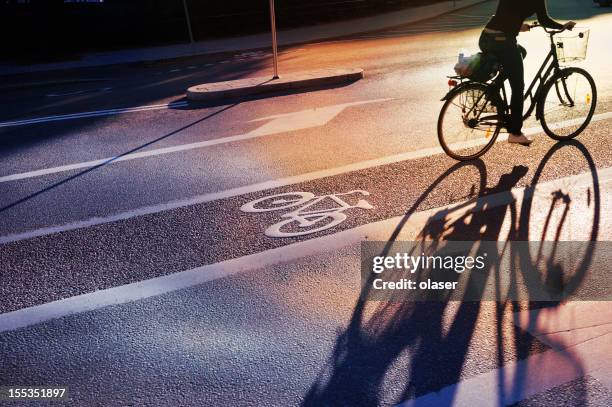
437,22 -> 597,161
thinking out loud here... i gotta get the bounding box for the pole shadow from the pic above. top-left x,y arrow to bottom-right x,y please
0,102 -> 240,215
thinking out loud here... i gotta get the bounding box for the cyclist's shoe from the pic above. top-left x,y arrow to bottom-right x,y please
508,133 -> 533,146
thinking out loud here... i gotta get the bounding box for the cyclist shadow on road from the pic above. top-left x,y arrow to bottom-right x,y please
303,140 -> 600,406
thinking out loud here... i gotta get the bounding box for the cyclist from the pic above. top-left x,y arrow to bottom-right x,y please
479,0 -> 575,146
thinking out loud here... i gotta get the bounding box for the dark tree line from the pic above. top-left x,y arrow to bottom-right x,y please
0,0 -> 444,60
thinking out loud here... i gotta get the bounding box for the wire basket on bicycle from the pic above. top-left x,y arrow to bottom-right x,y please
555,28 -> 589,63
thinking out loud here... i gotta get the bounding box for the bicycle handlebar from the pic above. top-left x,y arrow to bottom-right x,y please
528,21 -> 571,35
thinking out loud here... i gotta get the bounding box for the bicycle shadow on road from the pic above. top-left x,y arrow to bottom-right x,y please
303,140 -> 600,406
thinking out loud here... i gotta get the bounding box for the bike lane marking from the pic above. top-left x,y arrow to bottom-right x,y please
0,151 -> 427,244
1,167 -> 610,334
0,98 -> 392,183
240,190 -> 375,238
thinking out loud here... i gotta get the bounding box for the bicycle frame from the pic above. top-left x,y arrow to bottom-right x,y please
500,30 -> 565,121
438,24 -> 595,160
454,27 -> 570,126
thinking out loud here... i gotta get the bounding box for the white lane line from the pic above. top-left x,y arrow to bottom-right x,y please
0,150 -> 434,245
0,101 -> 189,128
0,213 -> 406,334
1,108 -> 609,184
0,98 -> 393,184
0,168 -> 609,333
1,112 -> 610,245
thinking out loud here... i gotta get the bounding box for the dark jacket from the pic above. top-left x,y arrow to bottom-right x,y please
486,0 -> 564,36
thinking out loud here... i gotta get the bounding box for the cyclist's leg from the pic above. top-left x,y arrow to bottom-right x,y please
480,33 -> 530,144
479,33 -> 525,130
479,33 -> 508,111
499,39 -> 525,135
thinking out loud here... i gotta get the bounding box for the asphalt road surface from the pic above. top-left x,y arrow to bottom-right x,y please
1,0 -> 611,406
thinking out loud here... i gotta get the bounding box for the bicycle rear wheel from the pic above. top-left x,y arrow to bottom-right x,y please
437,83 -> 503,161
538,67 -> 597,140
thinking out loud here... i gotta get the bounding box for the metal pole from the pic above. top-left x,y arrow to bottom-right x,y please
183,0 -> 195,44
269,0 -> 280,79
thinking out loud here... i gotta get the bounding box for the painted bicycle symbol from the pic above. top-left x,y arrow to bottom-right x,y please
240,190 -> 374,238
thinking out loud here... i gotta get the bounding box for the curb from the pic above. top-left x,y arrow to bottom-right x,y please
187,68 -> 364,102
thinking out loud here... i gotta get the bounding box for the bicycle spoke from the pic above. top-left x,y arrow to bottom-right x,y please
540,68 -> 595,139
438,84 -> 501,160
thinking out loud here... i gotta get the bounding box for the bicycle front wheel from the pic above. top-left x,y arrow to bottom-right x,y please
437,83 -> 503,161
538,67 -> 597,140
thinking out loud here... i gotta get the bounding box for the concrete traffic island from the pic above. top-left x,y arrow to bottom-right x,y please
186,68 -> 364,101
